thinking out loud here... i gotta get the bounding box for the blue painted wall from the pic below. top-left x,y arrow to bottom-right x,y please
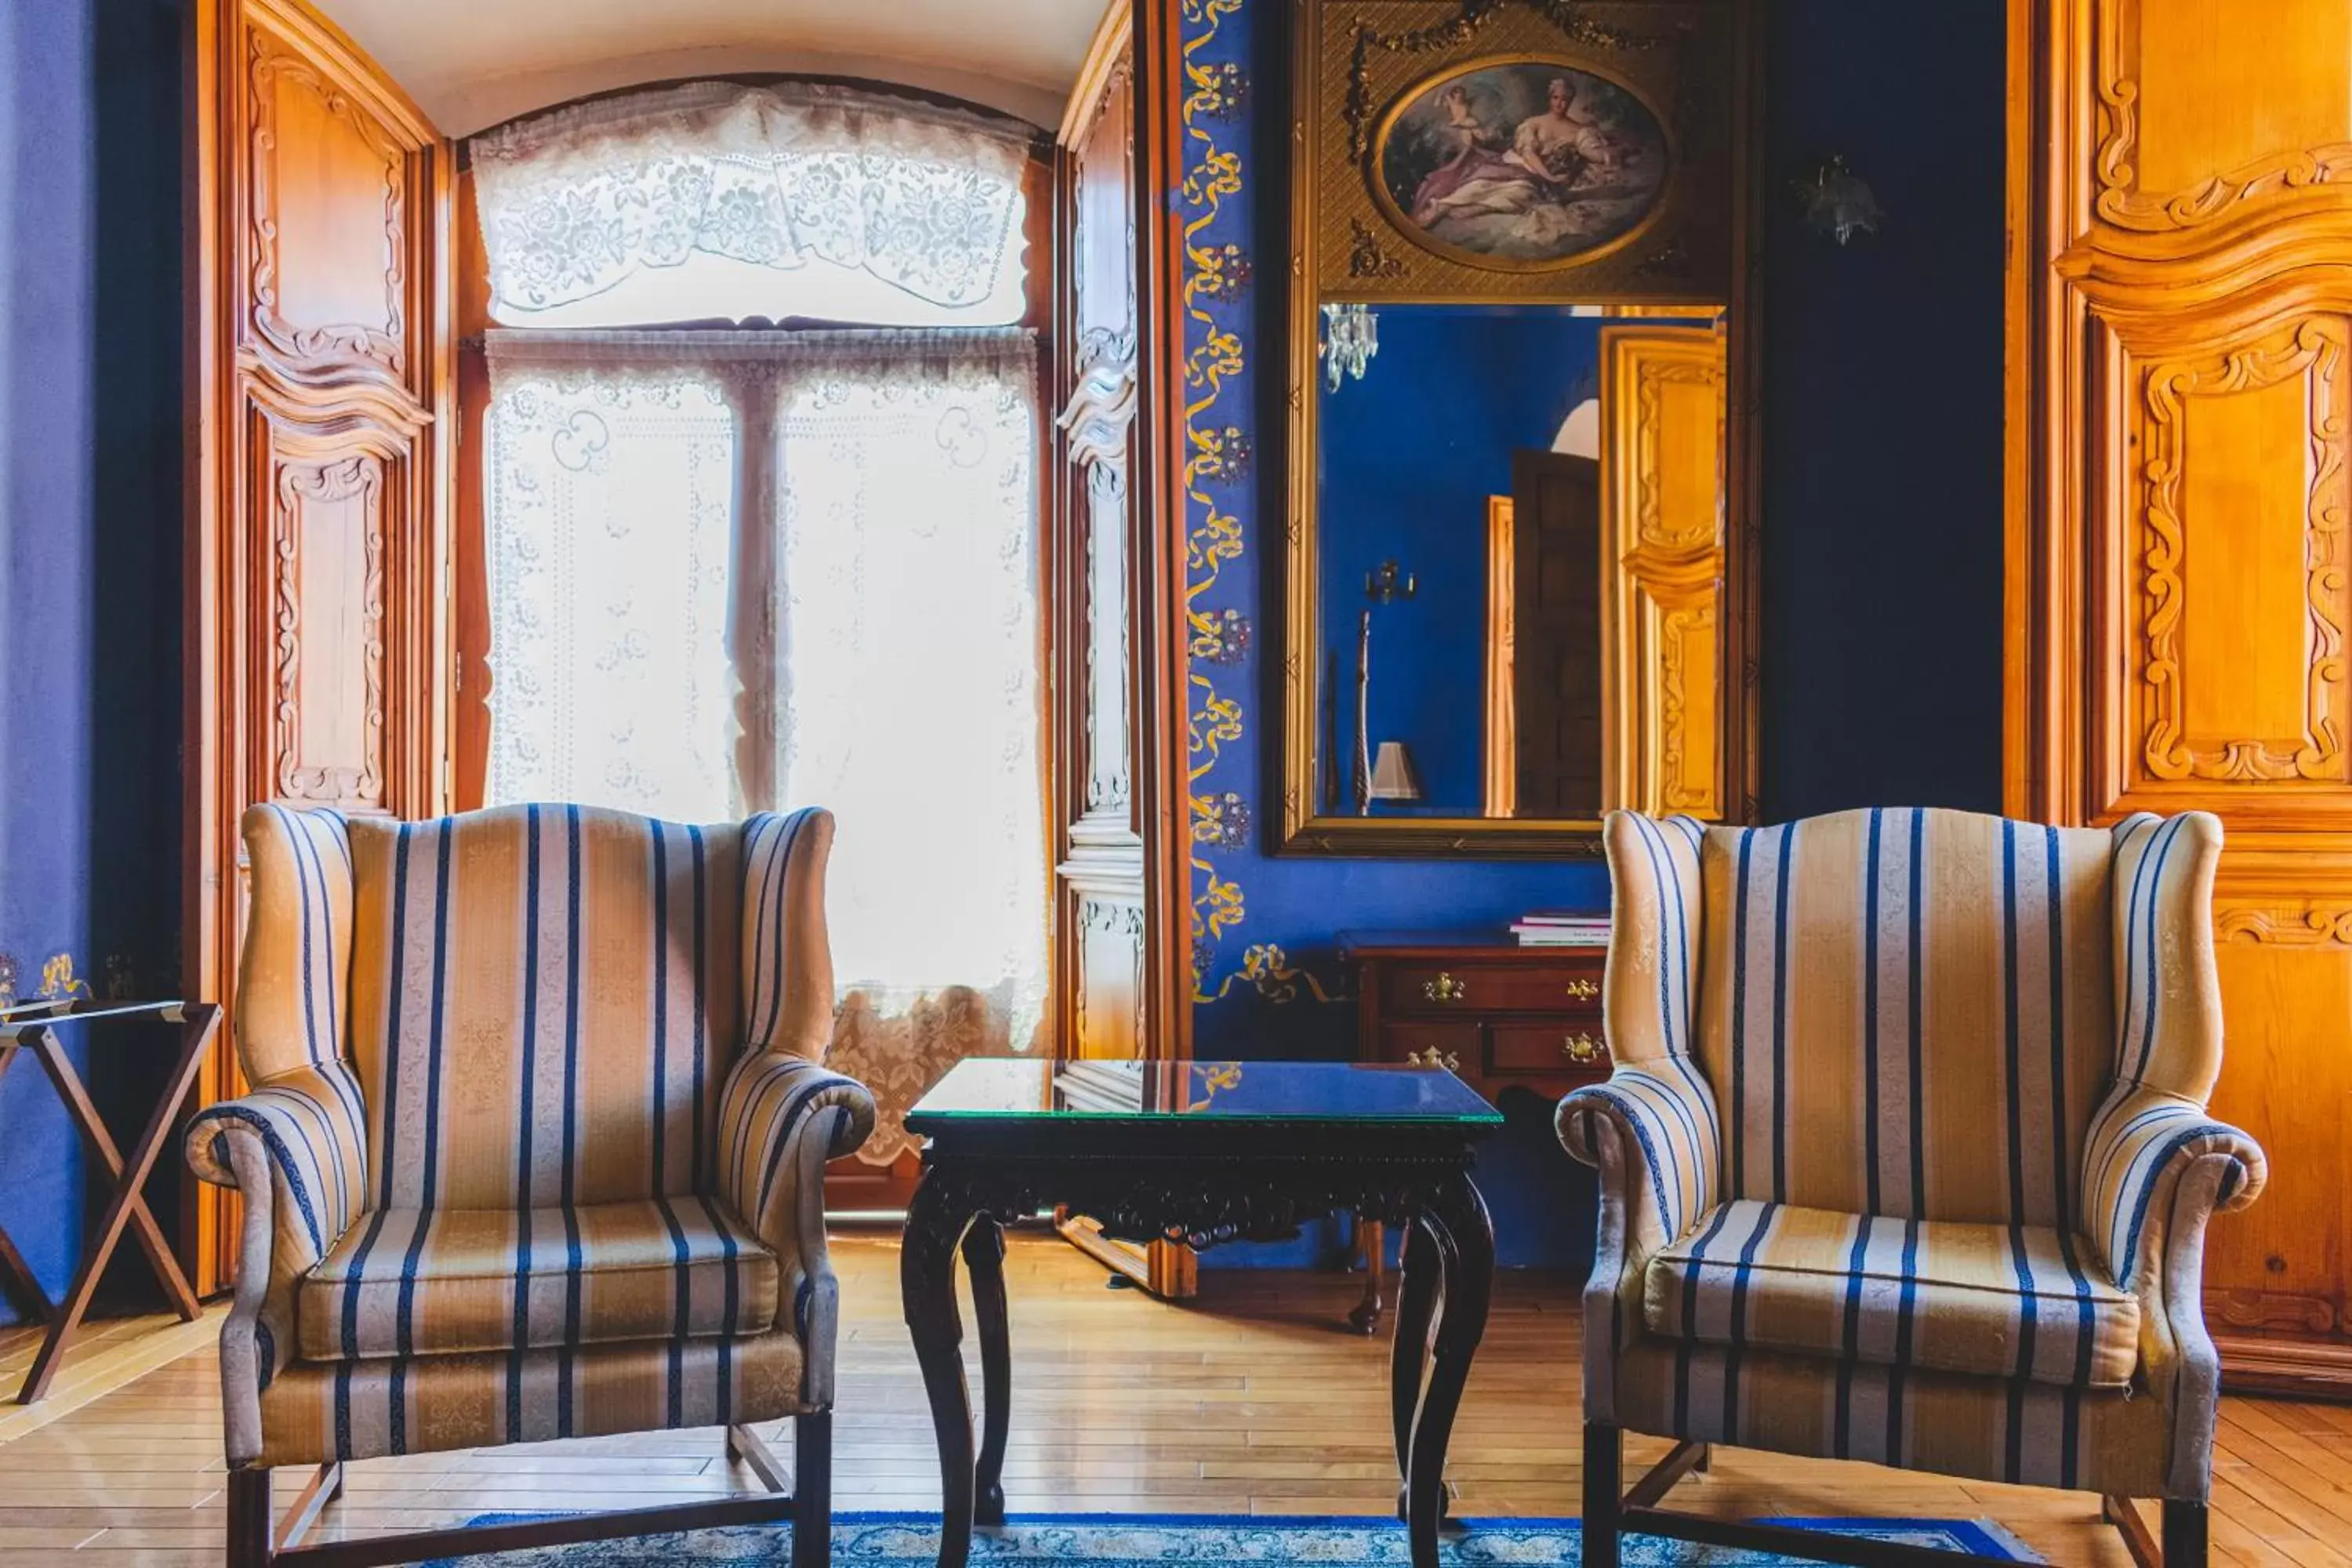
0,0 -> 101,1323
0,0 -> 187,1324
1179,0 -> 2007,1271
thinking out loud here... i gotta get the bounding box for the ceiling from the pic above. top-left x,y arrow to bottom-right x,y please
314,0 -> 1107,136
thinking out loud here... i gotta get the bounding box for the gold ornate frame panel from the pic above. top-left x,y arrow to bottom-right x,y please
1279,0 -> 1761,857
1318,0 -> 1738,305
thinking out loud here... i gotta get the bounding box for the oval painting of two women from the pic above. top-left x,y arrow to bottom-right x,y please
1376,60 -> 1669,267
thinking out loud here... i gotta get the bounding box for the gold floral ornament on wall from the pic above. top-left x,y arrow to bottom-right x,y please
1182,0 -> 1255,1000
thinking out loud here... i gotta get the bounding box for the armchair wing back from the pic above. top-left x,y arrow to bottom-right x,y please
344,805 -> 746,1210
1687,808 -> 2118,1229
186,802 -> 875,1478
1563,806 -> 2266,1541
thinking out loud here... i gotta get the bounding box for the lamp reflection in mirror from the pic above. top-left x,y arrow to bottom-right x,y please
1368,741 -> 1424,803
1319,302 -> 1379,390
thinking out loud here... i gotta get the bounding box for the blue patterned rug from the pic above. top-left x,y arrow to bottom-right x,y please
426,1512 -> 2038,1565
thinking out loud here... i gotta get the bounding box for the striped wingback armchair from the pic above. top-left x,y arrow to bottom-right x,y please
186,804 -> 875,1568
1560,808 -> 2265,1568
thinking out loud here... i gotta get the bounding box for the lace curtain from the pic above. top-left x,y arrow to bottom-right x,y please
483,329 -> 1047,1163
472,82 -> 1033,329
481,368 -> 740,818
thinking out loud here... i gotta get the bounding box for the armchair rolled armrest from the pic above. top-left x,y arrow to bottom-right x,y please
1559,1061 -> 1719,1422
2083,1083 -> 2266,1294
182,1062 -> 370,1467
1559,1058 -> 1721,1258
716,1051 -> 877,1406
185,1062 -> 370,1258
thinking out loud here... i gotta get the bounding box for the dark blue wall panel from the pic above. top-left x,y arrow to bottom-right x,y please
0,0 -> 186,1324
1758,0 -> 2006,820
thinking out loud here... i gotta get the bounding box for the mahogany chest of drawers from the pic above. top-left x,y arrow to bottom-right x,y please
1336,929 -> 1611,1104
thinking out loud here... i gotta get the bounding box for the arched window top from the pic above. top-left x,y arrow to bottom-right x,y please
471,80 -> 1036,328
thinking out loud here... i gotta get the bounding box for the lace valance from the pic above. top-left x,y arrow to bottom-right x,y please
471,82 -> 1036,328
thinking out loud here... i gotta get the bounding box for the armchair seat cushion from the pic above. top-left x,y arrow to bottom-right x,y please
296,1198 -> 778,1362
1643,1199 -> 2139,1389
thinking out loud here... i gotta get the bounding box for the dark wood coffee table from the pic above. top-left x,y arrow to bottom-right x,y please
898,1058 -> 1501,1568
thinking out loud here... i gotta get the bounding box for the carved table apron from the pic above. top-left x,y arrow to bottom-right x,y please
897,1120 -> 1496,1568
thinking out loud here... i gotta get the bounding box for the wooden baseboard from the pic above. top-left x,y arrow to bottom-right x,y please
2216,1330 -> 2352,1403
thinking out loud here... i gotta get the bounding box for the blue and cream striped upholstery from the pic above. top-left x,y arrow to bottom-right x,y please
345,805 -> 743,1211
1687,808 -> 2119,1227
1563,806 -> 2265,1505
1644,1199 -> 2140,1388
2082,812 -> 2262,1293
250,1331 -> 806,1469
296,1198 -> 778,1360
1609,1332 -> 2172,1496
187,802 -> 875,1471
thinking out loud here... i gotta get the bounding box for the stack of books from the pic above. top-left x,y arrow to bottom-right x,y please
1508,910 -> 1613,947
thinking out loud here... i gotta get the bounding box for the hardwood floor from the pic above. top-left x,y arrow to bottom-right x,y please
1,1229 -> 2348,1565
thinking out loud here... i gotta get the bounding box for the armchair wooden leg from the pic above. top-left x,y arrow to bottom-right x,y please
792,1410 -> 833,1568
2106,1495 -> 2206,1568
228,1466 -> 272,1568
2162,1501 -> 2207,1568
1582,1420 -> 1621,1568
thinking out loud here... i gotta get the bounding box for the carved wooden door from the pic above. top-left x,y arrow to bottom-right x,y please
185,0 -> 452,1290
1599,327 -> 1726,819
1508,452 -> 1604,818
2010,0 -> 2352,1395
1047,0 -> 1194,1298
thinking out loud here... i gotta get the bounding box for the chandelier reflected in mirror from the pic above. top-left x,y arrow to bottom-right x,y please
1319,302 -> 1379,391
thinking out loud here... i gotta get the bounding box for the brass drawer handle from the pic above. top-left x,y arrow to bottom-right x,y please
1406,1046 -> 1463,1072
1563,1031 -> 1605,1065
1566,977 -> 1599,1000
1422,972 -> 1468,1003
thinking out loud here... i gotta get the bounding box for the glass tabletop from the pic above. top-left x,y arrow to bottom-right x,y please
906,1058 -> 1503,1126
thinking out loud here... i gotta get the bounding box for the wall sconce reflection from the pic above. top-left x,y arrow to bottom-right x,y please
1320,302 -> 1380,390
1795,154 -> 1882,245
1355,561 -> 1415,815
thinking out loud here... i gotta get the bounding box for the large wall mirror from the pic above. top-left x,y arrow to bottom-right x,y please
1279,0 -> 1759,856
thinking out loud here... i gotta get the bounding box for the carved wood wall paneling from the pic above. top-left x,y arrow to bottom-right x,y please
1599,327 -> 1726,818
187,0 -> 454,1289
2009,0 -> 2352,1394
1045,0 -> 1191,1299
1053,5 -> 1148,1069
238,1 -> 441,397
2117,314 -> 2350,794
1074,893 -> 1149,1058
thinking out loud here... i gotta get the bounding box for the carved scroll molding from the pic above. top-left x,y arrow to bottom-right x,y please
1074,893 -> 1147,1058
1632,355 -> 1725,550
2205,1286 -> 2340,1335
1062,328 -> 1141,825
244,22 -> 415,383
2217,902 -> 2352,948
2136,316 -> 2349,784
2092,0 -> 2352,234
1655,596 -> 1717,814
270,451 -> 388,807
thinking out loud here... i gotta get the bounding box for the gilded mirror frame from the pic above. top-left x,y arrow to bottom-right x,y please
1279,0 -> 1763,857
